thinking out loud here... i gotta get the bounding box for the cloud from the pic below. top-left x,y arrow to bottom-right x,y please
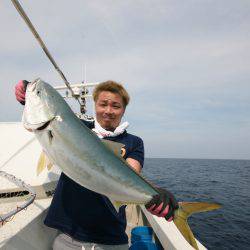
1,0 -> 250,159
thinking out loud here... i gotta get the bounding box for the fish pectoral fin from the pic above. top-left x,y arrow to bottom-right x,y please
37,151 -> 46,176
174,202 -> 221,250
101,140 -> 125,157
37,151 -> 53,176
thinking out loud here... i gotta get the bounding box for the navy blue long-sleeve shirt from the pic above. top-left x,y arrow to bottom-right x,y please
44,120 -> 144,244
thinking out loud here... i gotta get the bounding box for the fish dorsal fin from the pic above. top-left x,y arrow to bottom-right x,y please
174,202 -> 221,250
101,139 -> 125,157
37,151 -> 53,176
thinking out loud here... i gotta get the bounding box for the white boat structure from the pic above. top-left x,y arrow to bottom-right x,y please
0,84 -> 207,250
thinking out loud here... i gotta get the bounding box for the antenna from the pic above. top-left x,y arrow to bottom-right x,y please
84,63 -> 87,84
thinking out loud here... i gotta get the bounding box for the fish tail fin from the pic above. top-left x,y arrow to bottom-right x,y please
174,202 -> 221,250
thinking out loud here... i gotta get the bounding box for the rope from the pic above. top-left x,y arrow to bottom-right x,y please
10,0 -> 79,104
0,171 -> 36,226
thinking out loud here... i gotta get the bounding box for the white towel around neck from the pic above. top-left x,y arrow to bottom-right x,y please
92,118 -> 129,138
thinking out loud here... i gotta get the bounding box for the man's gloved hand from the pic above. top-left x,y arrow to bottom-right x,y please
15,80 -> 29,105
145,187 -> 179,221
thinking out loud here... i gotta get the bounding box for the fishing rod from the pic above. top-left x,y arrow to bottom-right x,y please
10,0 -> 83,107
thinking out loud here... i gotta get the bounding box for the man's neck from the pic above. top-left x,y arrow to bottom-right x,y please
102,126 -> 115,132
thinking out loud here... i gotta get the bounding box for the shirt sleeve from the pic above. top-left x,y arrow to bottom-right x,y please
126,136 -> 144,167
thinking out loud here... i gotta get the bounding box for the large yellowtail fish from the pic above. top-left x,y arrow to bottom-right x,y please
23,78 -> 221,249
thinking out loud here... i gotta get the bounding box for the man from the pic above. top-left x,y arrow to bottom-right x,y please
15,80 -> 178,249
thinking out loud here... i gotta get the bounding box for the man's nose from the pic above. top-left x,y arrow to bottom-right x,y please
104,105 -> 113,114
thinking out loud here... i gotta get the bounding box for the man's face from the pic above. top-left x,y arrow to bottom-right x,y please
95,91 -> 125,131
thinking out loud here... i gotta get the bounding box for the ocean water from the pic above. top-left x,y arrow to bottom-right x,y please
143,158 -> 250,250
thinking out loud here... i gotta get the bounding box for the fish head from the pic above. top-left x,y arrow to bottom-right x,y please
23,78 -> 65,131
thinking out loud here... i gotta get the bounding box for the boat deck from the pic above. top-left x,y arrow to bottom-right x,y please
0,199 -> 57,250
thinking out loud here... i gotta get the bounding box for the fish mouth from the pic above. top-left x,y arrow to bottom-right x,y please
27,78 -> 40,92
23,118 -> 54,131
37,120 -> 51,130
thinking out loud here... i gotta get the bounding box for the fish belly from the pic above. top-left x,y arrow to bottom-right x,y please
35,128 -> 152,204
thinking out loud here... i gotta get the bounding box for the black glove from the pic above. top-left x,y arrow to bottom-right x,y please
145,187 -> 179,221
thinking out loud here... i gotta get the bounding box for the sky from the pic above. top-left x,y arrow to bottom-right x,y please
1,0 -> 250,159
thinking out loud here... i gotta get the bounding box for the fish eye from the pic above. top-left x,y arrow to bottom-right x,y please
37,90 -> 40,95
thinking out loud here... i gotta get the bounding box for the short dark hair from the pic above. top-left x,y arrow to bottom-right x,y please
93,80 -> 130,107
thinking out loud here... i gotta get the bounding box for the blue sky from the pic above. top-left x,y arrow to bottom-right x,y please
1,0 -> 249,159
